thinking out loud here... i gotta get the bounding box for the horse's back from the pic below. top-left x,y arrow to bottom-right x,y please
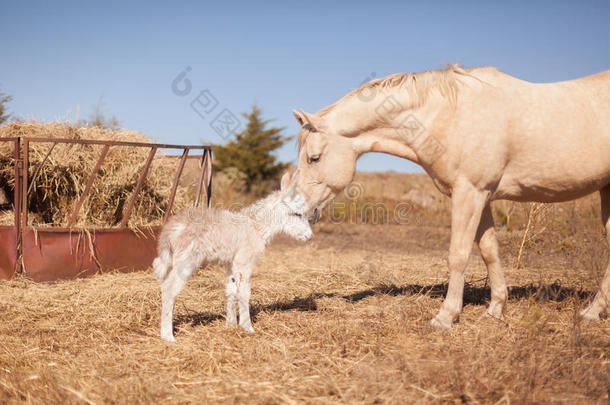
575,70 -> 610,123
476,69 -> 610,202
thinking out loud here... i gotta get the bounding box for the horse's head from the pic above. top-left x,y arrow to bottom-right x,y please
292,109 -> 358,223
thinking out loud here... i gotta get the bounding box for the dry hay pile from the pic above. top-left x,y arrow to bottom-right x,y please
0,122 -> 193,228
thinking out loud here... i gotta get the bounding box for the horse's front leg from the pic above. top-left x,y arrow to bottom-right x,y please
431,181 -> 488,329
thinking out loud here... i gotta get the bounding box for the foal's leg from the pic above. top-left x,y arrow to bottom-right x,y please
580,184 -> 610,320
160,258 -> 195,342
232,259 -> 255,333
431,181 -> 487,329
476,204 -> 508,319
225,266 -> 238,327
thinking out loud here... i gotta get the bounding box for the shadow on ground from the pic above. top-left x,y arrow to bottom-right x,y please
174,282 -> 594,329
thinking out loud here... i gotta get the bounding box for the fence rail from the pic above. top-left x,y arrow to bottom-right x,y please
0,137 -> 212,281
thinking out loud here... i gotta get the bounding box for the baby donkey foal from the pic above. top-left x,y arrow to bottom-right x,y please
153,172 -> 312,341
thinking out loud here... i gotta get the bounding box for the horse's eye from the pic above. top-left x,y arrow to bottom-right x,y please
309,154 -> 321,164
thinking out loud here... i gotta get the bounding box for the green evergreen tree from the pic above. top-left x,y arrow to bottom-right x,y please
213,105 -> 292,195
0,91 -> 12,125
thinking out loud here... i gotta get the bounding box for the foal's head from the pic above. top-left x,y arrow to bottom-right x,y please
273,171 -> 313,242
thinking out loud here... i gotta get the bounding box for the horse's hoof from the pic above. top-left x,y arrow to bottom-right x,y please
430,316 -> 452,330
161,334 -> 176,342
579,308 -> 601,321
485,308 -> 505,321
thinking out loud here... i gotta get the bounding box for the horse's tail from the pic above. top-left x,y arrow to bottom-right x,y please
153,236 -> 172,283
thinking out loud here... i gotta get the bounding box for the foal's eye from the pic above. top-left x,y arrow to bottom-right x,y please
291,212 -> 303,218
308,154 -> 321,164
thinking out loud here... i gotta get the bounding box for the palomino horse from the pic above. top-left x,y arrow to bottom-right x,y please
292,65 -> 610,329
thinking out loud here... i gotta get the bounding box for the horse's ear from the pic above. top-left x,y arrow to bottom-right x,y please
293,110 -> 306,127
280,171 -> 292,191
293,109 -> 319,131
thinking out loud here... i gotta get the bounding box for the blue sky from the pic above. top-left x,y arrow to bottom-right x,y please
1,0 -> 608,172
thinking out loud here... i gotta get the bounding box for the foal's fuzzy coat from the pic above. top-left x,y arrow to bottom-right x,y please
153,173 -> 312,341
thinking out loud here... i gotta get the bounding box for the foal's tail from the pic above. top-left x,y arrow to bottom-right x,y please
152,237 -> 172,283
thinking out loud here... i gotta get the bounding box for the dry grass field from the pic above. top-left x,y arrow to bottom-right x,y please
1,173 -> 609,404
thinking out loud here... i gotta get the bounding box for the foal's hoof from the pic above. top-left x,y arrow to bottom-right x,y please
240,324 -> 255,333
161,334 -> 176,342
430,315 -> 452,330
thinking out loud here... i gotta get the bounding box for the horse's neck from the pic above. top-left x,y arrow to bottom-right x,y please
324,88 -> 447,163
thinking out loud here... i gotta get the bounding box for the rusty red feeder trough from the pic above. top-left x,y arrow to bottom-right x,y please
0,137 -> 212,282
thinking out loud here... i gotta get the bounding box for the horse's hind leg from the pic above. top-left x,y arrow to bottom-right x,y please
580,184 -> 610,320
476,204 -> 508,319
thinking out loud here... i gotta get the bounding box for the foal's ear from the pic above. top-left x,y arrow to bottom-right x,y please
280,171 -> 292,191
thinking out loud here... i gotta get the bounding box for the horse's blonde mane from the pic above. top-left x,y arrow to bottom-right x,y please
298,64 -> 480,148
319,64 -> 472,116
